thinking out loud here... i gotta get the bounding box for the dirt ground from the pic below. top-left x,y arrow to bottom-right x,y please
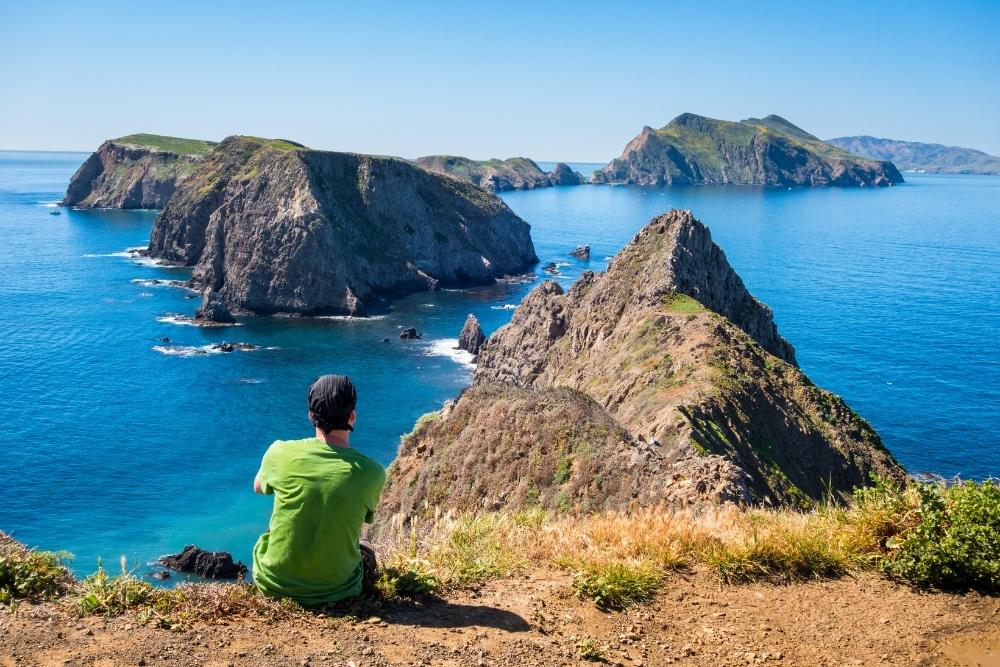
2,568 -> 998,667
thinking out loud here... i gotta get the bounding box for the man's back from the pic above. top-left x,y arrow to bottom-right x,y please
253,437 -> 385,605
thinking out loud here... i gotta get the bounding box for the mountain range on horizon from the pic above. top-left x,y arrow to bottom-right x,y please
826,135 -> 1000,175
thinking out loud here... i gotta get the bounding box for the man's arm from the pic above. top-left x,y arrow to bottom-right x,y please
253,471 -> 265,494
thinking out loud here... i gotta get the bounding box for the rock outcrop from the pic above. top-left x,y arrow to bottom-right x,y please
457,314 -> 486,355
827,135 -> 1000,175
160,545 -> 247,579
569,245 -> 591,261
414,156 -> 584,192
146,136 -> 538,316
379,210 -> 903,519
63,134 -> 216,209
597,114 -> 903,187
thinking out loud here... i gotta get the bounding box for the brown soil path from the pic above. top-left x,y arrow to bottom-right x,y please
2,568 -> 997,667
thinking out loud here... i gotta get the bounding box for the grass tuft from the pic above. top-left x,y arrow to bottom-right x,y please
0,533 -> 73,604
571,560 -> 661,610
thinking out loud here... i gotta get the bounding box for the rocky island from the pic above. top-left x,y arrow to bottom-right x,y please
63,134 -> 217,208
414,155 -> 583,191
595,114 -> 903,187
379,210 -> 903,519
146,136 -> 538,316
827,135 -> 1000,174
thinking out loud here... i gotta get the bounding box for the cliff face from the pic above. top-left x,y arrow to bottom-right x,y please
827,135 -> 1000,175
414,156 -> 583,191
597,114 -> 903,187
63,134 -> 216,209
379,210 -> 903,518
147,136 -> 538,316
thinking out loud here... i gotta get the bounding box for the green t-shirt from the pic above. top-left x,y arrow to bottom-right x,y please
252,437 -> 385,605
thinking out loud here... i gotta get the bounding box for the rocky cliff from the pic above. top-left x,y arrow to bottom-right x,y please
827,135 -> 1000,175
63,134 -> 216,208
414,156 -> 583,191
379,210 -> 903,518
146,136 -> 538,316
597,114 -> 903,187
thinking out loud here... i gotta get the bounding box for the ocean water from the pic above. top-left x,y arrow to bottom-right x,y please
1,152 -> 998,577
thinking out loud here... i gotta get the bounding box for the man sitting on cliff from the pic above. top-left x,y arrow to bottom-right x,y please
252,375 -> 386,605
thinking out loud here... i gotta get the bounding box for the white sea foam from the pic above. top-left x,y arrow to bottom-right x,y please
39,201 -> 60,208
137,292 -> 154,298
132,278 -> 197,292
315,314 -> 388,321
156,315 -> 241,327
153,343 -> 259,357
424,338 -> 475,369
491,304 -> 518,310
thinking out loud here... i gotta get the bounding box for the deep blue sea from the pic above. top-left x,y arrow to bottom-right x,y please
2,152 -> 998,577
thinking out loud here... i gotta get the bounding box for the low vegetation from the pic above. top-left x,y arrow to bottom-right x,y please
2,478 -> 997,621
114,134 -> 216,157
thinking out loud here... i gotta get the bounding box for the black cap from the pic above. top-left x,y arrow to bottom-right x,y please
308,375 -> 357,432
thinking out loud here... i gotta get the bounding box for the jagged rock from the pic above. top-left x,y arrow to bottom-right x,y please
147,136 -> 537,316
542,262 -> 559,275
457,314 -> 486,355
212,342 -> 256,352
194,294 -> 235,324
399,327 -> 420,340
379,210 -> 903,518
548,162 -> 584,186
599,113 -> 903,187
160,545 -> 247,579
63,134 -> 216,209
569,245 -> 590,260
149,570 -> 171,581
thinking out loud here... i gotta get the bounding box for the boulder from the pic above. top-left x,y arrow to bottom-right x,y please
159,545 -> 248,579
569,245 -> 591,260
399,327 -> 421,340
457,314 -> 486,356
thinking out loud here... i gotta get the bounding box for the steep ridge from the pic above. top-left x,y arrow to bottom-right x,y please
379,210 -> 903,519
827,135 -> 1000,174
414,155 -> 583,191
147,136 -> 538,316
596,114 -> 903,187
63,134 -> 216,209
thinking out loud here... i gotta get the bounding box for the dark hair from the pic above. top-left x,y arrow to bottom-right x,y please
307,375 -> 357,432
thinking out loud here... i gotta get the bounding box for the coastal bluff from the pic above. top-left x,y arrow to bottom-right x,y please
596,114 -> 904,187
63,134 -> 217,209
379,210 -> 903,518
414,155 -> 583,192
146,136 -> 538,316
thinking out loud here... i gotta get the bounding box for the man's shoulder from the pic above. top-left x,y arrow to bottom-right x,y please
347,449 -> 386,480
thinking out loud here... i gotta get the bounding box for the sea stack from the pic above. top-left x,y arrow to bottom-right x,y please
597,114 -> 903,187
377,210 -> 903,520
146,136 -> 538,316
63,134 -> 216,209
457,314 -> 486,355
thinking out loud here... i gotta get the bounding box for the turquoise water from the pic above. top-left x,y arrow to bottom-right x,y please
2,152 -> 998,576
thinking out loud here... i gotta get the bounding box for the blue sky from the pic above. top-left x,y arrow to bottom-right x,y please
1,1 -> 997,159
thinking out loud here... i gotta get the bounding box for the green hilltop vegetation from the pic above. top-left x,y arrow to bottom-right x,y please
599,113 -> 904,186
112,133 -> 218,157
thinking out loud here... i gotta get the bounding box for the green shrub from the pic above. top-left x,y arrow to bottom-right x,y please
572,560 -> 661,610
377,562 -> 440,597
74,567 -> 179,617
0,535 -> 73,603
576,637 -> 610,662
882,479 -> 1000,591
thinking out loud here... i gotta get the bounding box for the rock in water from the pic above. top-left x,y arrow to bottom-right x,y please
457,314 -> 486,355
147,136 -> 538,316
569,245 -> 591,260
63,134 -> 216,209
547,162 -> 584,186
378,210 -> 903,519
399,327 -> 420,340
160,545 -> 247,579
596,113 -> 903,187
194,294 -> 236,324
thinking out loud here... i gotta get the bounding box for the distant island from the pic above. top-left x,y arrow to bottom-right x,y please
827,135 -> 1000,175
63,134 -> 216,209
414,155 -> 583,192
67,133 -> 538,317
595,113 -> 903,187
